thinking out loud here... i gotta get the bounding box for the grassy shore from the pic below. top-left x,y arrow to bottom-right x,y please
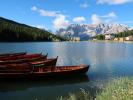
58,77 -> 133,100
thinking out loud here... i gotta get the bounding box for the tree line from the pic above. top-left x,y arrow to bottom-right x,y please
94,30 -> 133,40
114,30 -> 133,38
0,17 -> 66,42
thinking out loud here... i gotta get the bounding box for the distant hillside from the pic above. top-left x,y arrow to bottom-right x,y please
0,17 -> 66,42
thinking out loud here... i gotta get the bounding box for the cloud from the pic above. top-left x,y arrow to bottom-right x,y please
36,25 -> 46,29
80,2 -> 90,8
91,14 -> 103,24
53,15 -> 70,29
31,6 -> 70,29
97,0 -> 133,5
31,6 -> 60,17
107,12 -> 117,17
38,9 -> 60,17
101,12 -> 117,18
31,6 -> 37,11
91,12 -> 117,24
73,17 -> 86,23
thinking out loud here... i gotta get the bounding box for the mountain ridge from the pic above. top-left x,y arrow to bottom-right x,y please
56,23 -> 129,40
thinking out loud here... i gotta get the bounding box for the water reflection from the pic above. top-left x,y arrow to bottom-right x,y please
0,75 -> 89,92
0,75 -> 90,100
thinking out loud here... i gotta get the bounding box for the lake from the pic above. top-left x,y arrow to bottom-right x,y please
0,41 -> 133,100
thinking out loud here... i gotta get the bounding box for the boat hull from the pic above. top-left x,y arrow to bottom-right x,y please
0,53 -> 43,61
0,52 -> 26,57
0,55 -> 48,64
0,57 -> 58,71
0,65 -> 89,80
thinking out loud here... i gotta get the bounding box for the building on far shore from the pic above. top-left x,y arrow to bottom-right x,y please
114,35 -> 133,42
114,37 -> 125,42
114,38 -> 119,41
70,37 -> 80,41
92,38 -> 97,41
105,34 -> 115,40
119,37 -> 125,42
125,35 -> 133,41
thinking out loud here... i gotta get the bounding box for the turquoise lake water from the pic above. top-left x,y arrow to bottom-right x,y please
0,41 -> 133,100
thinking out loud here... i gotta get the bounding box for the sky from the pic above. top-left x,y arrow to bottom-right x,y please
0,0 -> 133,32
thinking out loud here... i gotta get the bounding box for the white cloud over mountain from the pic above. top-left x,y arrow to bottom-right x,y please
38,9 -> 60,17
91,12 -> 117,24
101,12 -> 117,18
36,25 -> 46,29
91,14 -> 102,24
53,15 -> 70,29
73,17 -> 86,23
97,0 -> 133,5
31,6 -> 60,17
31,6 -> 70,29
31,6 -> 123,31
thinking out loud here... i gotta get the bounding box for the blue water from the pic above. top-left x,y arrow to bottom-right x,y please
0,41 -> 133,100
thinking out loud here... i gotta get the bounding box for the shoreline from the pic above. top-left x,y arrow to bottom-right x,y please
88,40 -> 133,44
0,40 -> 133,44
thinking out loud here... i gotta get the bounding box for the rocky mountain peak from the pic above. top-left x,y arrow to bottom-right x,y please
56,23 -> 129,40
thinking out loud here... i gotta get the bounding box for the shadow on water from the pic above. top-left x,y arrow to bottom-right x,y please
0,75 -> 102,100
0,75 -> 89,92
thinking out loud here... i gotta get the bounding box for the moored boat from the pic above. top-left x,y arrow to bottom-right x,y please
31,56 -> 58,67
0,65 -> 89,79
0,56 -> 58,70
0,53 -> 44,61
0,52 -> 27,58
0,54 -> 48,64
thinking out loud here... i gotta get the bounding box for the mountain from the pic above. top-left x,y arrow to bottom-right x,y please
56,23 -> 129,40
0,17 -> 65,42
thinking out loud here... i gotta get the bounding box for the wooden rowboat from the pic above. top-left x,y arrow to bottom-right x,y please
0,53 -> 43,61
31,56 -> 58,67
0,54 -> 48,64
0,65 -> 89,79
0,52 -> 27,58
0,56 -> 58,70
